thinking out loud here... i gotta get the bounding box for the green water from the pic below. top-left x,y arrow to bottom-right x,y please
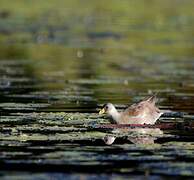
1,0 -> 194,179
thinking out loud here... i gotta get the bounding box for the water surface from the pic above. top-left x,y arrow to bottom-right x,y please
1,0 -> 194,179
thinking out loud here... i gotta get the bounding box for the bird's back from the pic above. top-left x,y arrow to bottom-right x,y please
120,95 -> 162,124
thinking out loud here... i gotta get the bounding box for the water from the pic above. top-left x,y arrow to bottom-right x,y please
1,0 -> 194,179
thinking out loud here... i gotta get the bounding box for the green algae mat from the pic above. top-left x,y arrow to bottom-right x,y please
1,0 -> 194,179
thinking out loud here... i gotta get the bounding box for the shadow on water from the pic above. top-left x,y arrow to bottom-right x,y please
1,0 -> 194,179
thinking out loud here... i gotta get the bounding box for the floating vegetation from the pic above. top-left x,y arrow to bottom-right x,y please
0,103 -> 50,110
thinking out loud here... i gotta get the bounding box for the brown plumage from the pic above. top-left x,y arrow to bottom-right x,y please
99,95 -> 164,124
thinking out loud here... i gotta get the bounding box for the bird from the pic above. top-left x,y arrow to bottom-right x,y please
99,95 -> 165,125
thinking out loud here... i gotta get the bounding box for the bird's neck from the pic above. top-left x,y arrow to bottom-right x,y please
109,108 -> 121,124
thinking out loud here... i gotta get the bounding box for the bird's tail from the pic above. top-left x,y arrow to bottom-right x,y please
160,109 -> 172,114
160,109 -> 172,113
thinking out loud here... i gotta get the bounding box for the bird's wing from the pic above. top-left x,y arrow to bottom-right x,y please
142,94 -> 157,104
123,95 -> 158,117
123,102 -> 147,117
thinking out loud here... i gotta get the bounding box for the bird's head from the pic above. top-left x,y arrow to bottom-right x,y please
99,103 -> 115,116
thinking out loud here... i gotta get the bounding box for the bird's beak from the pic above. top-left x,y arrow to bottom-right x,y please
99,108 -> 105,115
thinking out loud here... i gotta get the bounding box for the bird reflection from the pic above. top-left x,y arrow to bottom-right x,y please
103,128 -> 163,145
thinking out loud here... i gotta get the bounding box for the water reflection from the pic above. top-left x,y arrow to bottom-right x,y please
103,128 -> 163,145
